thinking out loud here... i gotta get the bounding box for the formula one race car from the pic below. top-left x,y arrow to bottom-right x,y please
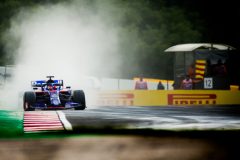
23,76 -> 86,111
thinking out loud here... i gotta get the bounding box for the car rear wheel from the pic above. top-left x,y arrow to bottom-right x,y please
73,90 -> 86,110
23,91 -> 36,111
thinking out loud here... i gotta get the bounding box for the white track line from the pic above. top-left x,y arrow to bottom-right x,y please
57,111 -> 73,131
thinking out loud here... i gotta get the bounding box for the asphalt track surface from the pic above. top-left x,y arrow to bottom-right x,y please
5,106 -> 240,160
62,106 -> 240,131
23,105 -> 240,132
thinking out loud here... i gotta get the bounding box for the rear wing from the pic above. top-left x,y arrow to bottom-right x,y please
31,80 -> 63,87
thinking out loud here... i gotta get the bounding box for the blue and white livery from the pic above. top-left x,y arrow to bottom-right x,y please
23,76 -> 86,111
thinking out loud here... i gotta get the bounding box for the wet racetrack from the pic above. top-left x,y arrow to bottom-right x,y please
62,106 -> 240,131
17,106 -> 240,160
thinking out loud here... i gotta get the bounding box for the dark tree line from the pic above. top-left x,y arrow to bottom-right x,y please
1,0 -> 238,79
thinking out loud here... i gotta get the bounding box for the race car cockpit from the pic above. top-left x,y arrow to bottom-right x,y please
31,76 -> 64,91
46,76 -> 55,84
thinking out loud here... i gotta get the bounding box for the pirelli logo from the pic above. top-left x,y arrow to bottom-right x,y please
98,93 -> 134,106
168,94 -> 217,105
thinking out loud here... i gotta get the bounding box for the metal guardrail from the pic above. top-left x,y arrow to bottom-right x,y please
0,65 -> 14,85
0,65 -> 173,90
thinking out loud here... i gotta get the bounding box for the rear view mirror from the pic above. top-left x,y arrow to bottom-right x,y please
33,87 -> 38,90
66,86 -> 71,89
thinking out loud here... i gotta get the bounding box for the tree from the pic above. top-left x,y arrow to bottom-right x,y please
112,0 -> 203,78
0,0 -> 205,80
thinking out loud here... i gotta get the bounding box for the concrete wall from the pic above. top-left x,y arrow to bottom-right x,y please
0,65 -> 173,90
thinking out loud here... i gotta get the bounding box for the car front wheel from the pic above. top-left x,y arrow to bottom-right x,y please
23,91 -> 36,111
72,90 -> 86,110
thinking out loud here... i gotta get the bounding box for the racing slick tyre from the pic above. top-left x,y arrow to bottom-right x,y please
73,90 -> 86,110
23,91 -> 36,111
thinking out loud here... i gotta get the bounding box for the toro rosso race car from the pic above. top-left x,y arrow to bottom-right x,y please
23,76 -> 86,111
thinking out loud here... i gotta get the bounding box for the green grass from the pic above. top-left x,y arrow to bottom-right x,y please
0,110 -> 24,138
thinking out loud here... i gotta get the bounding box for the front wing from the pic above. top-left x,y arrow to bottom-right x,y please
31,102 -> 80,110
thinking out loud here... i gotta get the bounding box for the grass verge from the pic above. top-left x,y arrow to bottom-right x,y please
0,110 -> 23,138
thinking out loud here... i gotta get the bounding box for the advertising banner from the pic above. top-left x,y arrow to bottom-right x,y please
97,90 -> 240,106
